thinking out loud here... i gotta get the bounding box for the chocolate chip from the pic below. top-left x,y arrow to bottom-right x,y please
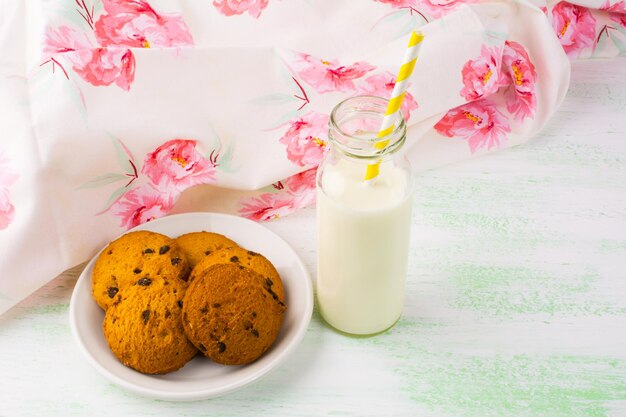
141,310 -> 150,324
143,248 -> 154,254
251,329 -> 259,338
212,303 -> 221,308
252,312 -> 257,317
137,277 -> 152,286
217,342 -> 226,353
204,250 -> 211,256
265,278 -> 274,287
198,343 -> 207,352
200,306 -> 208,314
177,300 -> 183,308
230,256 -> 239,263
107,287 -> 119,298
264,286 -> 285,307
247,251 -> 259,256
133,268 -> 142,274
171,257 -> 182,266
159,245 -> 170,255
107,250 -> 113,255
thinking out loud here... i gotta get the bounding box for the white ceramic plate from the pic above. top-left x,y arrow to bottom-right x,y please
69,212 -> 313,401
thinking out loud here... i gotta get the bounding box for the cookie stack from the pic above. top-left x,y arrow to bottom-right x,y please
91,230 -> 287,374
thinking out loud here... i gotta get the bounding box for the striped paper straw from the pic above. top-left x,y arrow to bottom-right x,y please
364,31 -> 424,181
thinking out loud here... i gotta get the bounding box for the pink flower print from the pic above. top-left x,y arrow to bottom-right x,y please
419,0 -> 479,18
239,193 -> 297,221
501,41 -> 537,122
374,0 -> 478,16
551,1 -> 597,57
43,26 -> 94,78
358,72 -> 419,120
600,0 -> 625,12
460,45 -> 503,102
602,0 -> 626,28
44,26 -> 135,90
434,99 -> 511,153
374,0 -> 414,6
76,48 -> 136,91
283,167 -> 318,194
279,112 -> 330,167
0,189 -> 15,230
43,26 -> 93,60
240,168 -> 319,221
95,0 -> 194,48
0,156 -> 18,230
142,139 -> 216,190
292,53 -> 376,94
110,184 -> 176,230
610,13 -> 626,27
292,186 -> 316,209
213,0 -> 269,18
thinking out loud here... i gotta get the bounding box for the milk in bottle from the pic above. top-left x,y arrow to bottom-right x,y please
316,96 -> 414,335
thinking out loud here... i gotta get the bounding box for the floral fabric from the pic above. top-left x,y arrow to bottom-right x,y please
0,0 -> 623,314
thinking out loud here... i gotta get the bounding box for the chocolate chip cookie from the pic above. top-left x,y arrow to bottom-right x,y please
189,246 -> 285,301
103,277 -> 197,374
92,230 -> 190,310
175,231 -> 238,269
182,264 -> 286,365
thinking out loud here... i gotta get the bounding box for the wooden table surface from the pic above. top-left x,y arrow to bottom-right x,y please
1,58 -> 625,417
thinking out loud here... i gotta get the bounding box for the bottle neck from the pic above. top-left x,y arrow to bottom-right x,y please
328,95 -> 407,161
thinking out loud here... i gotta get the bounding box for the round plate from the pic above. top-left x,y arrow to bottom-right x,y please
69,212 -> 313,401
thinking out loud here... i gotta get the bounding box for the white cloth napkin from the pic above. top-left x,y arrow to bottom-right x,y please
0,0 -> 624,314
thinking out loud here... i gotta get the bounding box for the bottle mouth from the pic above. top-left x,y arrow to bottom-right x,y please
329,95 -> 407,159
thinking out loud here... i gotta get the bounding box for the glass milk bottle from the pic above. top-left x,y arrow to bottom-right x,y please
316,95 -> 414,336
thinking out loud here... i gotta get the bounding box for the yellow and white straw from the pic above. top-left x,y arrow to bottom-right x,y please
364,31 -> 424,181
